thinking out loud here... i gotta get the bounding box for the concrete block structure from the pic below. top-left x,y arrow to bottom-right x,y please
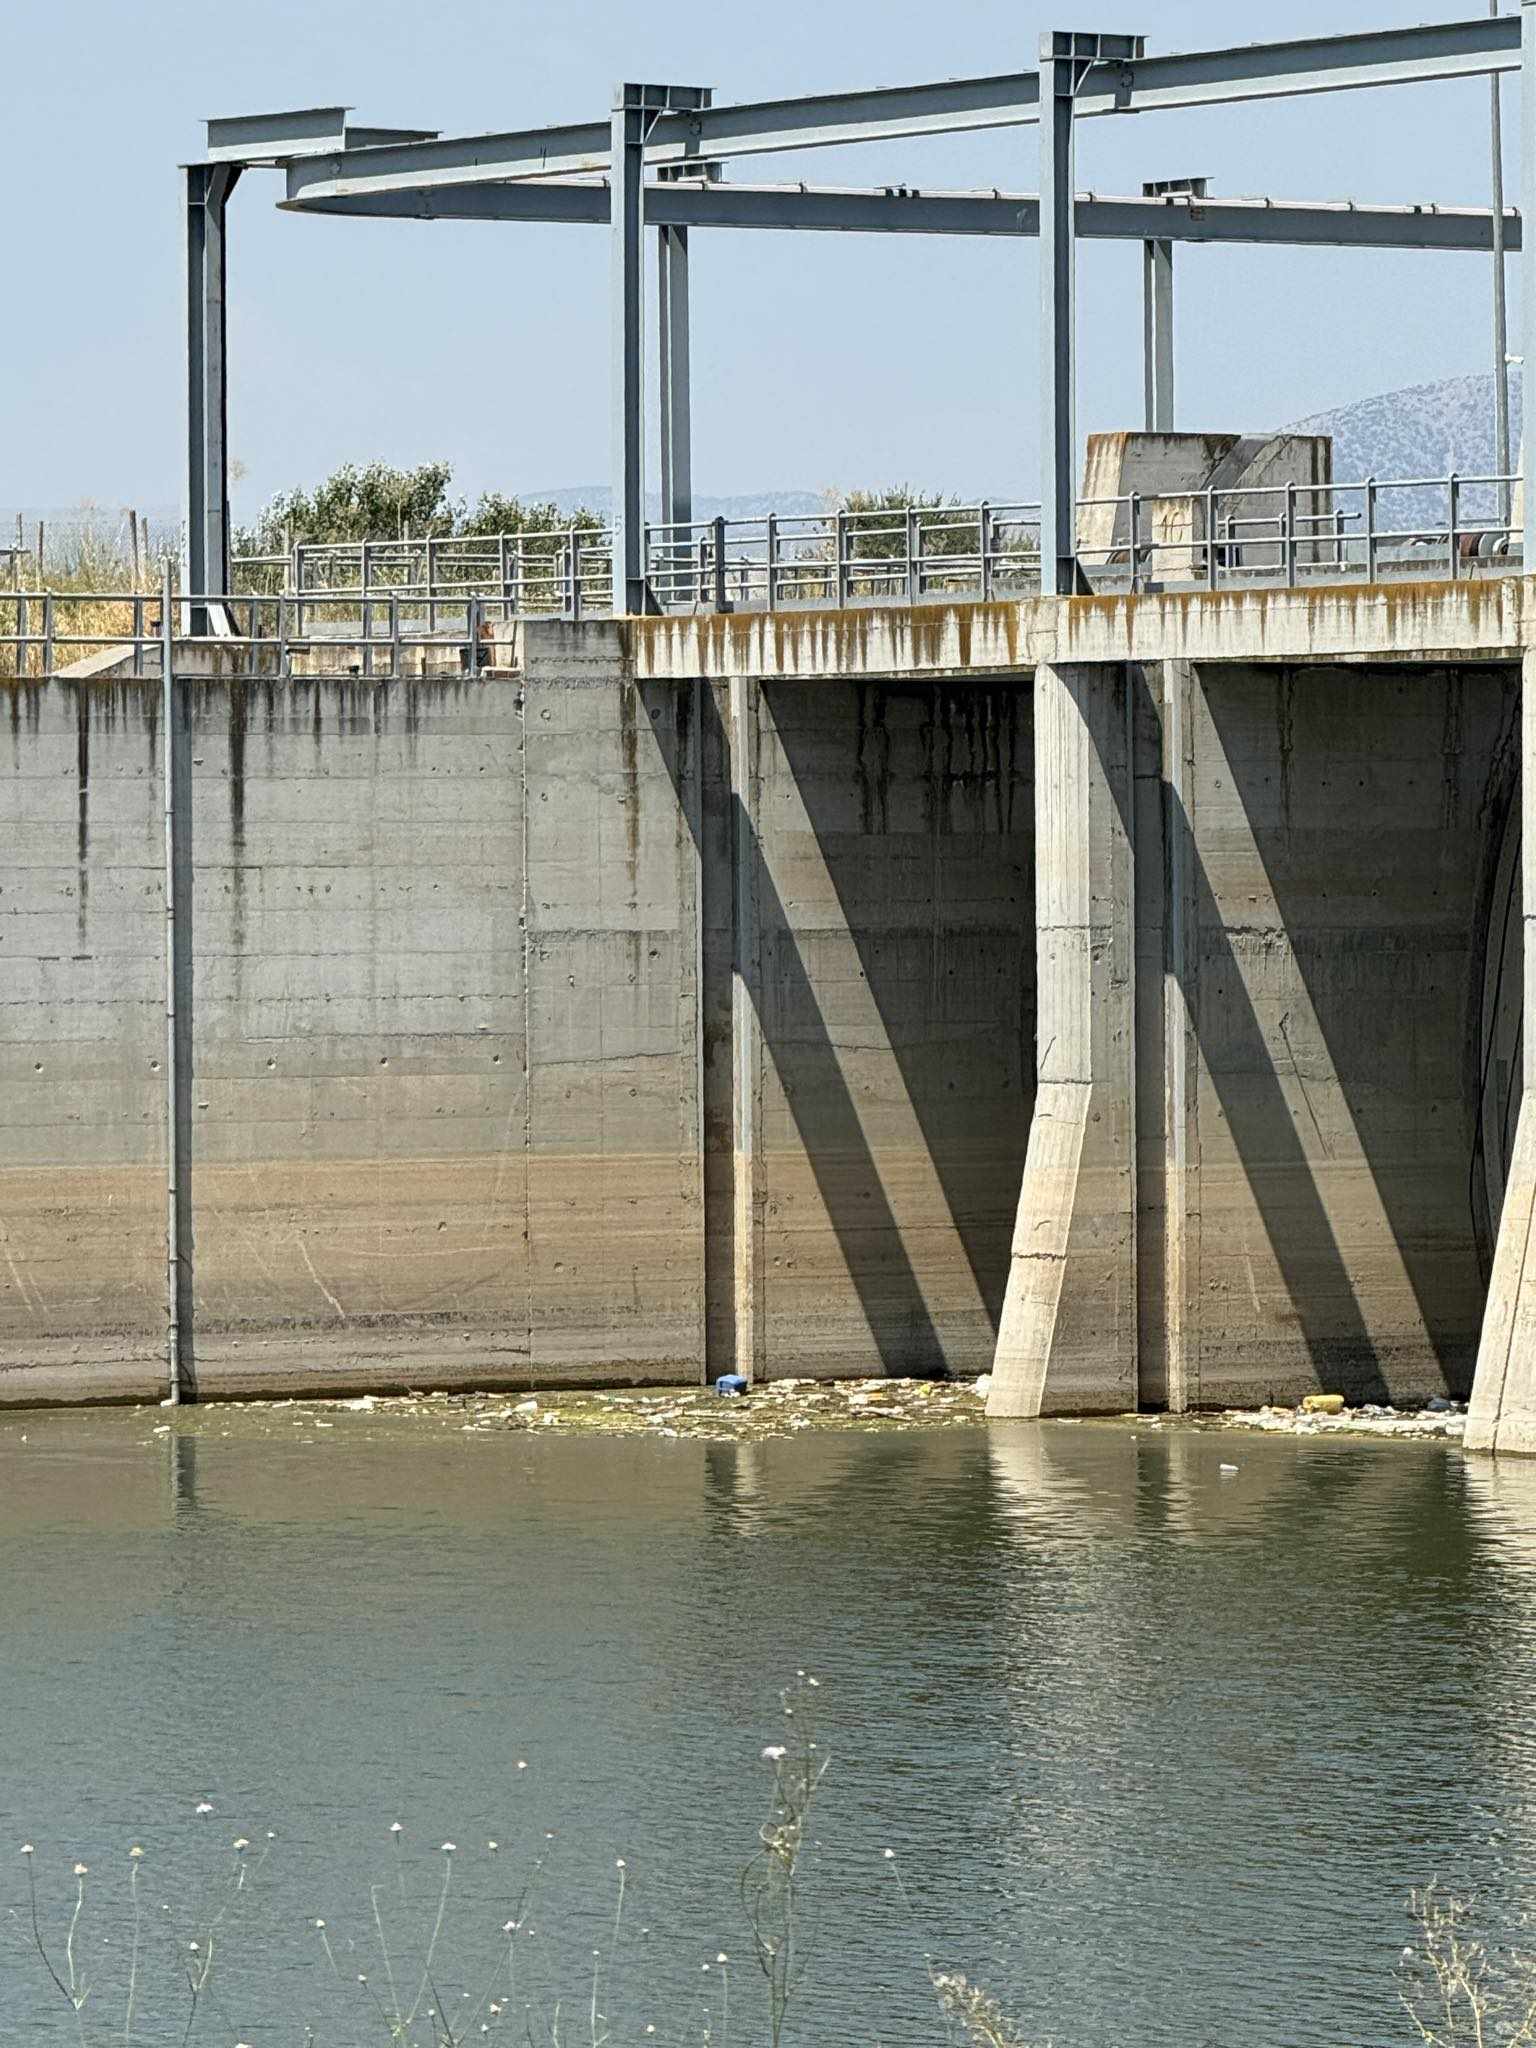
624,586 -> 1527,1424
7,460 -> 1536,1427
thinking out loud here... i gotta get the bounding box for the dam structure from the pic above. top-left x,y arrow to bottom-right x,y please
9,14 -> 1536,1454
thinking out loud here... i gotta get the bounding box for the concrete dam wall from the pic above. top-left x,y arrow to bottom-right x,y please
0,634 -> 1033,1402
3,598 -> 1525,1412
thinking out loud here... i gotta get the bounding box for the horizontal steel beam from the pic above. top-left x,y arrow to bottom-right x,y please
280,15 -> 1520,201
207,107 -> 351,163
283,178 -> 1525,253
1073,15 -> 1520,117
205,108 -> 438,165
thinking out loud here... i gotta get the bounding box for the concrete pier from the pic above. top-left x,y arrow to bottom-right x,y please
3,575 -> 1534,1415
989,662 -> 1136,1414
1468,651 -> 1536,1454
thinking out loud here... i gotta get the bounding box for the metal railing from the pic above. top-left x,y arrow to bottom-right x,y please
0,468 -> 1526,685
1077,471 -> 1523,594
0,586 -> 490,684
232,503 -> 1045,618
644,502 -> 1044,611
235,529 -> 614,623
212,469 -> 1529,627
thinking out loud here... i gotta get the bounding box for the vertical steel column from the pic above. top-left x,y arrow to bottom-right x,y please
161,561 -> 195,1401
1139,179 -> 1203,433
1039,37 -> 1078,598
1491,0 -> 1513,523
1520,0 -> 1536,560
657,106 -> 713,552
611,88 -> 651,616
185,162 -> 240,634
610,85 -> 707,616
1040,33 -> 1145,597
1142,235 -> 1174,432
658,225 -> 692,539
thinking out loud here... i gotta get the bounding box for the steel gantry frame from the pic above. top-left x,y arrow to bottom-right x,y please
187,8 -> 1534,614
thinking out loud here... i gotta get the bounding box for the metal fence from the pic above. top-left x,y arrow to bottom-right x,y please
0,585 -> 488,684
229,472 -> 1525,617
1077,472 -> 1522,593
0,471 -> 1515,674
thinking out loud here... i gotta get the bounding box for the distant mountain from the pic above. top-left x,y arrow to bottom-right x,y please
528,485 -> 829,522
1289,370 -> 1522,488
538,375 -> 1526,525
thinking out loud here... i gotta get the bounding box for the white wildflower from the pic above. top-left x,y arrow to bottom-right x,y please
761,1745 -> 786,1761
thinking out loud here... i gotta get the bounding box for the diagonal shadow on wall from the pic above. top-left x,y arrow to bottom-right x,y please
766,679 -> 1035,1338
1119,669 -> 1390,1401
644,677 -> 951,1376
1200,665 -> 1518,1393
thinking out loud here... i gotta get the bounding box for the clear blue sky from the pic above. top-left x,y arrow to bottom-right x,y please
6,0 -> 1519,517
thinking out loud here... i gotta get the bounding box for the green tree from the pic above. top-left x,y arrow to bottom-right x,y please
459,491 -> 603,541
235,460 -> 460,558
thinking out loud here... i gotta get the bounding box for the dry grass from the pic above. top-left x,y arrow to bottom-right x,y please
0,513 -> 174,681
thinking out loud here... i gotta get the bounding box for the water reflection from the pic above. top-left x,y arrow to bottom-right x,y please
0,1412 -> 1535,2047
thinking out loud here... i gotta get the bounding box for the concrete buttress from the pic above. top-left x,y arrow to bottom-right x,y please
1469,649 -> 1536,1454
987,661 -> 1138,1415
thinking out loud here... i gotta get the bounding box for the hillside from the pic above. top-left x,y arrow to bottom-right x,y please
1289,370 -> 1521,485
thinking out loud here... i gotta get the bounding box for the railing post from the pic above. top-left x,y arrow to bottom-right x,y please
466,594 -> 481,677
570,529 -> 584,622
42,595 -> 54,679
389,593 -> 401,677
835,509 -> 850,608
360,539 -> 371,658
980,501 -> 994,601
1205,487 -> 1217,590
1448,471 -> 1461,580
1127,491 -> 1142,592
906,504 -> 919,604
498,532 -> 509,606
1365,478 -> 1379,583
133,594 -> 145,678
766,512 -> 779,611
712,514 -> 728,614
1284,480 -> 1298,586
